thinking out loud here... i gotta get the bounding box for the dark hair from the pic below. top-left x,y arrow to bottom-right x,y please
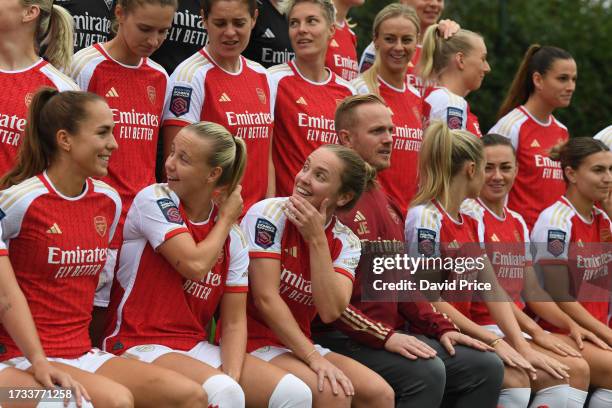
201,0 -> 257,18
320,144 -> 376,211
549,137 -> 609,183
482,133 -> 516,156
0,88 -> 106,188
498,45 -> 573,119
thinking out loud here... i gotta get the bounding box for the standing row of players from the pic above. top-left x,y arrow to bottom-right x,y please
1,0 -> 611,406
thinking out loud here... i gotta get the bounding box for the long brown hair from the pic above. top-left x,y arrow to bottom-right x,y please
1,88 -> 105,188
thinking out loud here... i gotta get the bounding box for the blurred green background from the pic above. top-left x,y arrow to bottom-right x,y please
350,0 -> 611,137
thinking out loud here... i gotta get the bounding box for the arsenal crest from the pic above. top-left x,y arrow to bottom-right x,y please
94,216 -> 107,237
256,88 -> 266,105
147,86 -> 156,105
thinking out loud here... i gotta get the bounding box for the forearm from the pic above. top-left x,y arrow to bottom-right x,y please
336,304 -> 395,349
511,303 -> 545,337
486,301 -> 529,348
220,321 -> 247,381
191,218 -> 235,276
557,301 -> 611,337
257,293 -> 317,360
309,238 -> 350,322
432,301 -> 498,344
525,301 -> 574,331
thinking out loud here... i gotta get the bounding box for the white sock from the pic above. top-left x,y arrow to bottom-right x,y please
567,387 -> 588,408
529,384 -> 569,408
202,374 -> 245,408
268,374 -> 312,408
498,388 -> 531,408
588,388 -> 612,408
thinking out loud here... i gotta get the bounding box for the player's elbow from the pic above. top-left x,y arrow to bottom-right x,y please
317,304 -> 345,323
253,291 -> 278,316
179,259 -> 211,281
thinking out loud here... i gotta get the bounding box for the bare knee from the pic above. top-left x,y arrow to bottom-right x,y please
312,388 -> 351,408
99,384 -> 134,408
502,366 -> 530,389
175,380 -> 208,408
356,378 -> 394,408
566,356 -> 590,390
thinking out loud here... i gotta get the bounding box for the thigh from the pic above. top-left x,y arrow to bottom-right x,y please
0,367 -> 40,408
239,354 -> 292,407
152,351 -> 224,384
268,351 -> 351,408
96,355 -> 202,407
528,340 -> 587,389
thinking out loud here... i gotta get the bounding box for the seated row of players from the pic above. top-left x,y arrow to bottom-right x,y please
3,87 -> 612,408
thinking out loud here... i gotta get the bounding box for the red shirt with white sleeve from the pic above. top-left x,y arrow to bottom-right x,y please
531,196 -> 612,332
103,184 -> 248,353
269,61 -> 355,196
241,197 -> 360,351
461,198 -> 532,325
325,21 -> 358,81
163,48 -> 273,212
489,106 -> 569,229
422,86 -> 483,138
0,173 -> 120,359
0,59 -> 78,176
70,43 -> 170,240
353,76 -> 423,214
405,200 -> 484,316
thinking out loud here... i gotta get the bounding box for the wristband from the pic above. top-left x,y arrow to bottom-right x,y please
304,348 -> 318,362
489,337 -> 503,347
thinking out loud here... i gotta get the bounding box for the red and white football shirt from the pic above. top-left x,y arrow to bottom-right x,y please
405,200 -> 484,316
0,173 -> 120,359
0,224 -> 6,256
103,184 -> 248,353
325,21 -> 359,81
489,106 -> 569,229
163,48 -> 273,212
594,125 -> 612,148
0,59 -> 78,177
269,61 -> 355,197
531,196 -> 612,331
353,76 -> 423,214
241,197 -> 360,351
70,43 -> 170,242
461,198 -> 532,325
422,86 -> 482,138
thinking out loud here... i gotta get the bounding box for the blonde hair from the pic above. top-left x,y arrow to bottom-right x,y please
418,24 -> 482,81
184,122 -> 247,193
320,144 -> 376,210
334,93 -> 388,132
411,121 -> 483,208
22,0 -> 74,70
362,3 -> 420,95
280,0 -> 336,26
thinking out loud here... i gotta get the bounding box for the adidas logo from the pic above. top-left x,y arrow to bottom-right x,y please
448,240 -> 460,249
262,28 -> 275,39
218,93 -> 231,102
296,96 -> 307,105
284,246 -> 297,257
105,87 -> 119,98
490,233 -> 500,242
330,39 -> 339,47
530,139 -> 541,148
47,223 -> 62,234
353,211 -> 366,222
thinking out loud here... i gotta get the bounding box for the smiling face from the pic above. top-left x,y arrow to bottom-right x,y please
292,147 -> 350,211
115,2 -> 175,57
288,2 -> 335,61
204,0 -> 257,62
480,144 -> 517,204
374,15 -> 418,75
401,0 -> 443,29
165,128 -> 217,199
567,151 -> 612,203
535,58 -> 577,109
66,100 -> 117,178
341,102 -> 394,171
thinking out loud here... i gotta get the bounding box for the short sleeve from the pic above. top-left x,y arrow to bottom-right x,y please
225,225 -> 249,292
531,211 -> 571,264
405,205 -> 442,258
162,59 -> 207,127
332,221 -> 361,281
358,42 -> 376,73
126,185 -> 189,250
424,89 -> 468,131
240,198 -> 286,259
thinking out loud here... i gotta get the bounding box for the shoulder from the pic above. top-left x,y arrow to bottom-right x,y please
594,125 -> 612,147
0,176 -> 48,213
171,51 -> 213,83
460,198 -> 485,222
267,63 -> 294,82
551,115 -> 568,131
406,202 -> 442,231
351,76 -> 370,94
144,58 -> 170,79
532,199 -> 573,234
244,58 -> 267,75
244,197 -> 288,227
489,107 -> 528,137
133,183 -> 178,206
91,179 -> 120,202
332,218 -> 361,250
70,45 -> 105,79
39,63 -> 79,91
333,74 -> 356,94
